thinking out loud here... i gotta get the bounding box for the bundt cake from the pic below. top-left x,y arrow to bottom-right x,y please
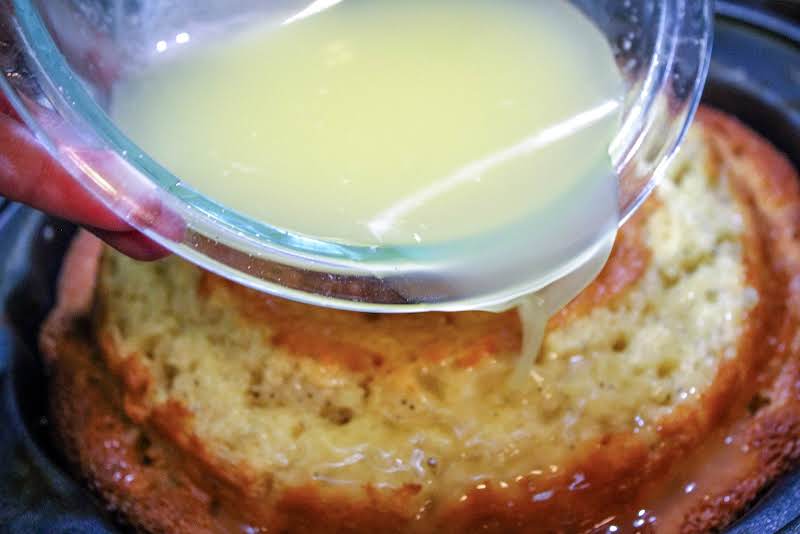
41,108 -> 800,533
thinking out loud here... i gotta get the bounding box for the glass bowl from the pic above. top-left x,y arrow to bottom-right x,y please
0,0 -> 713,312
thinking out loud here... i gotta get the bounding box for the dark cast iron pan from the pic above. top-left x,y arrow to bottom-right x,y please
0,3 -> 798,533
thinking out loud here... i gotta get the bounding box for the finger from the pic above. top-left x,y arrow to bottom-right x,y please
69,145 -> 187,243
0,112 -> 131,231
89,228 -> 170,261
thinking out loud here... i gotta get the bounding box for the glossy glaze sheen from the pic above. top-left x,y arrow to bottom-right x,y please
0,6 -> 797,534
38,109 -> 800,533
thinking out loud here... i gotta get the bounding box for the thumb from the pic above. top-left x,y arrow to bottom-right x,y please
0,100 -> 168,260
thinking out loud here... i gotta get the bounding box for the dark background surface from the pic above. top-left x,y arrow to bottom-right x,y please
739,0 -> 800,21
730,0 -> 800,27
0,2 -> 798,533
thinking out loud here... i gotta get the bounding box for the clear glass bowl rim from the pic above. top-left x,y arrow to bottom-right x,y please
0,0 -> 714,312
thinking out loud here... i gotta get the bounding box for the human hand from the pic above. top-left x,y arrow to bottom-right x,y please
0,96 -> 167,260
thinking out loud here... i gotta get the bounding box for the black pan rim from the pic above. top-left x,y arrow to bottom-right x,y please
716,1 -> 800,44
0,4 -> 799,533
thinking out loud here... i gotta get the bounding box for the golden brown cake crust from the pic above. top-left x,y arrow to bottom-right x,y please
41,107 -> 800,533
